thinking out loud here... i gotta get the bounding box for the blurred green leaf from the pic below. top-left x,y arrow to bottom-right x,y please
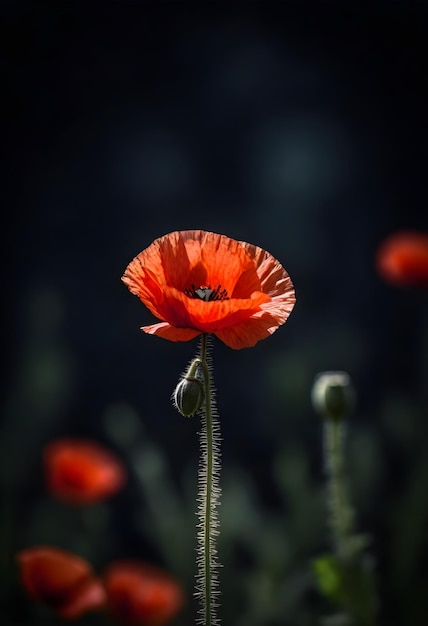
312,550 -> 378,626
312,555 -> 344,603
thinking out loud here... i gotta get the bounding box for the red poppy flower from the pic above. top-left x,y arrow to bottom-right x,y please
122,230 -> 295,349
103,561 -> 185,626
44,438 -> 126,505
376,231 -> 428,288
16,546 -> 106,619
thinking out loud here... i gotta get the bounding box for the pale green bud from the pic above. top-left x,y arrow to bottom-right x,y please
311,371 -> 355,421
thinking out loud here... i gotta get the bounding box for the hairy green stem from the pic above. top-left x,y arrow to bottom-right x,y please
196,333 -> 221,626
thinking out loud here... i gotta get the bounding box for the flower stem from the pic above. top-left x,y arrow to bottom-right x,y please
324,420 -> 354,561
196,333 -> 221,626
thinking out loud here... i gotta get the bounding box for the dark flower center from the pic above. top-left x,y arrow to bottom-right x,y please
184,284 -> 229,301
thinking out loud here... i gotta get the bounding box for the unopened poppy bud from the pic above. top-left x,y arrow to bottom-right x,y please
311,371 -> 355,421
173,360 -> 204,417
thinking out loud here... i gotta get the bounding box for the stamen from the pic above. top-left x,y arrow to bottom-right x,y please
184,284 -> 229,302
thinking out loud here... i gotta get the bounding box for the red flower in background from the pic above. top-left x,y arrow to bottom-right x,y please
16,546 -> 106,619
122,230 -> 295,349
103,561 -> 185,626
44,438 -> 126,505
376,231 -> 428,288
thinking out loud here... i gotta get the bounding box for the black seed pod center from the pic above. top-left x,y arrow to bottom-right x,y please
184,284 -> 229,301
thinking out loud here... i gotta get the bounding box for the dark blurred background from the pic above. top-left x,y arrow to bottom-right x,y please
2,2 -> 428,625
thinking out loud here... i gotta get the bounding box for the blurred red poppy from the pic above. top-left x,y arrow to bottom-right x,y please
16,546 -> 106,619
103,561 -> 185,626
44,438 -> 126,505
122,229 -> 295,349
376,231 -> 428,288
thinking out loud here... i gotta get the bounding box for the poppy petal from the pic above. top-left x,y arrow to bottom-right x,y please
241,240 -> 296,299
44,439 -> 126,505
58,578 -> 107,619
376,231 -> 428,287
142,322 -> 201,342
184,230 -> 256,294
17,546 -> 92,601
16,546 -> 106,619
103,560 -> 185,626
214,311 -> 285,349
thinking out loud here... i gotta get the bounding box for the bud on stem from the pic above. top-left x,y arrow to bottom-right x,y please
311,371 -> 355,422
173,359 -> 204,417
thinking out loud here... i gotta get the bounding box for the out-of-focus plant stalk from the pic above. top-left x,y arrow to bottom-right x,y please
324,419 -> 354,562
312,370 -> 356,561
312,371 -> 378,626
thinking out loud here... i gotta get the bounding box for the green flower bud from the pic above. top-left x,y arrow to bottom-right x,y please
311,371 -> 355,421
173,359 -> 204,417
